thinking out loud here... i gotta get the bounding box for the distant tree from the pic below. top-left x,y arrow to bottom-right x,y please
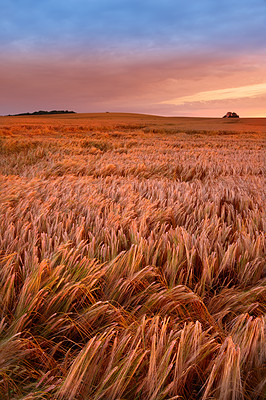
223,112 -> 239,118
10,110 -> 76,116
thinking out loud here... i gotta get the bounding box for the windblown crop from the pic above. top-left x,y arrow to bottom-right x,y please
0,114 -> 265,399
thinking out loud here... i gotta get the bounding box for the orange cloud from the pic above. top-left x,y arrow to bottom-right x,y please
160,83 -> 266,105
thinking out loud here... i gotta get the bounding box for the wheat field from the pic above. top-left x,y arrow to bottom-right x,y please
0,113 -> 265,399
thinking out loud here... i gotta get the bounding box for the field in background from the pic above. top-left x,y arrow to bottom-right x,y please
0,113 -> 265,399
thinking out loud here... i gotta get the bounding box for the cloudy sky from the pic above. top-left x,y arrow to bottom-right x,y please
1,0 -> 266,116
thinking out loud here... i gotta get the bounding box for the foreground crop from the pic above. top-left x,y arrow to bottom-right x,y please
0,115 -> 265,399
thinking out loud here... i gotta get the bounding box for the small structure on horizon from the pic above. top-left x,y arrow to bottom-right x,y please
223,111 -> 239,118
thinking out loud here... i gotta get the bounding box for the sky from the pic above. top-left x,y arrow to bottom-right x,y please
1,0 -> 266,117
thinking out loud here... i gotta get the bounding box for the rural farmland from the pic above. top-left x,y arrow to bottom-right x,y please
0,113 -> 265,399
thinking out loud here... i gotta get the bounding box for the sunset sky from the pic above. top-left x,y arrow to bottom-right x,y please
1,0 -> 266,117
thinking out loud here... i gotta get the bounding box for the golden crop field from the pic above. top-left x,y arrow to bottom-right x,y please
0,113 -> 265,399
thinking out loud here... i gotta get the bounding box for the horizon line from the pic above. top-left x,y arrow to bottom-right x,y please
1,111 -> 266,118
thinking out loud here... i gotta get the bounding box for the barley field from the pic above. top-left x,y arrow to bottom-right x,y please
0,113 -> 265,399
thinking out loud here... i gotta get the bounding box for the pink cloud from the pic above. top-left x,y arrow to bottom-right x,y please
1,50 -> 265,117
